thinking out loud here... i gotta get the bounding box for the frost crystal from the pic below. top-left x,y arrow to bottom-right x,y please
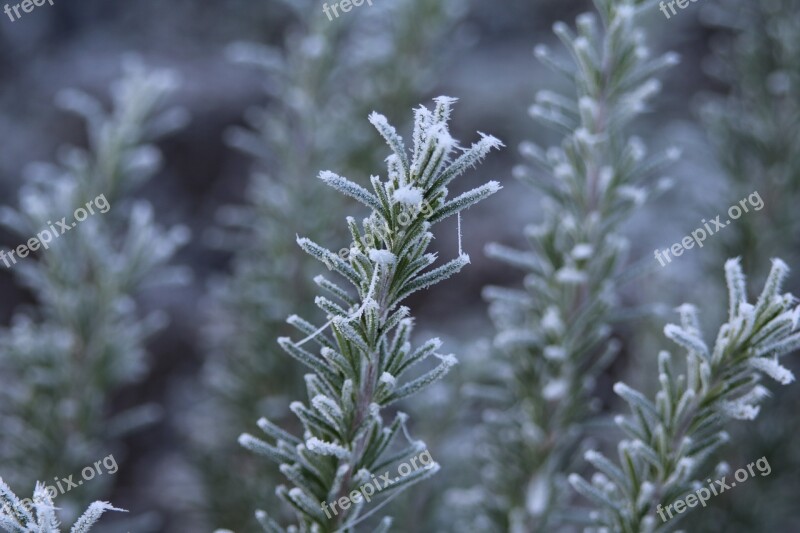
393,185 -> 424,206
369,249 -> 397,265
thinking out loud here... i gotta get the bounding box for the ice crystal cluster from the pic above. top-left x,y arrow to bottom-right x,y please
465,1 -> 679,530
0,59 -> 188,522
571,258 -> 800,531
237,96 -> 501,531
0,479 -> 121,532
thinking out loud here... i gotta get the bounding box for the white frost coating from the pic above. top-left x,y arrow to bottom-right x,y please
574,36 -> 590,52
571,243 -> 594,260
534,44 -> 549,59
369,249 -> 397,265
555,266 -> 588,284
554,163 -> 572,180
574,127 -> 594,146
567,473 -> 582,486
739,302 -> 755,322
525,476 -> 549,516
628,137 -> 646,161
676,456 -> 695,473
579,96 -> 597,116
541,306 -> 564,334
436,353 -> 458,367
379,372 -> 396,386
750,357 -> 795,384
721,399 -> 761,420
393,185 -> 423,206
369,403 -> 381,417
306,437 -> 350,459
519,141 -> 542,160
617,185 -> 646,206
543,345 -> 566,361
598,166 -> 614,192
543,379 -> 568,400
318,170 -> 339,183
617,5 -> 635,20
666,146 -> 683,161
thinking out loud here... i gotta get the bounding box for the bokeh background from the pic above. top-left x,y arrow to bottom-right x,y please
0,0 -> 797,531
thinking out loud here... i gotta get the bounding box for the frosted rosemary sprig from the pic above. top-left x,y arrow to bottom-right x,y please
699,0 -> 800,277
0,59 -> 188,515
570,258 -> 800,532
688,2 -> 800,529
238,96 -> 501,532
200,1 -> 468,529
470,0 -> 678,530
0,479 -> 122,532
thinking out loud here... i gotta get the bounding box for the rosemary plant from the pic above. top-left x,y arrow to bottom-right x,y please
0,59 -> 188,521
237,96 -> 501,532
571,258 -> 800,532
467,0 -> 678,530
198,0 -> 468,529
687,1 -> 800,529
700,0 -> 800,279
0,479 -> 120,532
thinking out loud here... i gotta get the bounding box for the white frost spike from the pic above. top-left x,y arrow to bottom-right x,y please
664,324 -> 709,359
740,385 -> 771,404
369,111 -> 409,176
306,437 -> 350,459
436,353 -> 458,367
70,501 -> 126,533
312,395 -> 343,420
720,399 -> 761,420
393,185 -> 423,206
749,357 -> 795,384
525,476 -> 550,516
318,170 -> 381,212
725,258 -> 747,320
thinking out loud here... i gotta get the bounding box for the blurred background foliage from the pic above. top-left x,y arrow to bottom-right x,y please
0,0 -> 797,531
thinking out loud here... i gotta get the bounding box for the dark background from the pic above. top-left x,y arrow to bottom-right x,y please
2,1 -> 794,532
